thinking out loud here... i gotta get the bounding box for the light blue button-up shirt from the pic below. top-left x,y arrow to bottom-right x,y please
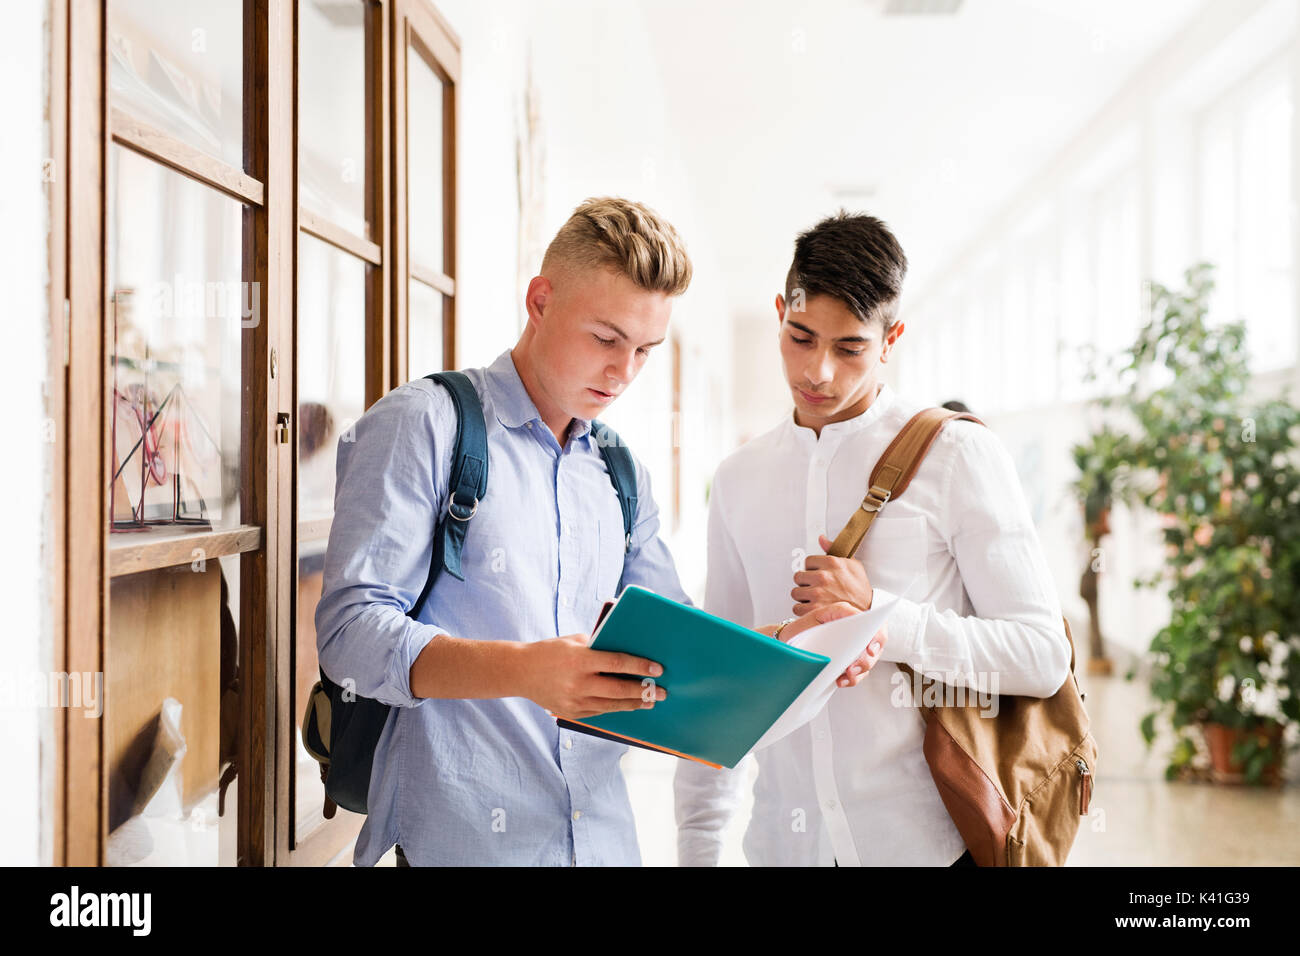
315,348 -> 691,866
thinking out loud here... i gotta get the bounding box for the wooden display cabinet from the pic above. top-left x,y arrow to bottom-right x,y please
50,0 -> 458,866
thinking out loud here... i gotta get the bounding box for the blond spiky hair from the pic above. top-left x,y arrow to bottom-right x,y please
540,197 -> 693,296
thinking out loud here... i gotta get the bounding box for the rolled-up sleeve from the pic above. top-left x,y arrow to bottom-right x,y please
314,382 -> 454,709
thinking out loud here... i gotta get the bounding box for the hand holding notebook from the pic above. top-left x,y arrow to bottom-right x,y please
553,586 -> 898,768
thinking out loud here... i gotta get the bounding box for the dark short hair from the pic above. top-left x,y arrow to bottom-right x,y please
783,211 -> 908,330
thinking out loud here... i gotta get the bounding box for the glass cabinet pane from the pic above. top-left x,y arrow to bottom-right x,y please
407,43 -> 445,273
109,0 -> 243,168
297,236 -> 367,524
408,278 -> 445,378
105,145 -> 245,866
299,0 -> 368,239
295,233 -> 367,839
107,145 -> 243,531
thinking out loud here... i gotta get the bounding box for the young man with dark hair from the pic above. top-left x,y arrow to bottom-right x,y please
674,212 -> 1071,867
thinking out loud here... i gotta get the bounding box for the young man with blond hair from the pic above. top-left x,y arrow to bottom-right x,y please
674,212 -> 1071,867
315,197 -> 694,866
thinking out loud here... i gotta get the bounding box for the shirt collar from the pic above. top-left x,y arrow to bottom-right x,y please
787,382 -> 896,445
483,348 -> 593,440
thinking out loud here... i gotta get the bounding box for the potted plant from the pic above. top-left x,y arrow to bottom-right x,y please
1108,263 -> 1300,784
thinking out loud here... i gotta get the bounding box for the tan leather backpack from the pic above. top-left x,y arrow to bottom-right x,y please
828,407 -> 1098,866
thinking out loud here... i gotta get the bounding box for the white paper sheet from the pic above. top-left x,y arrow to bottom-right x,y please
747,591 -> 901,754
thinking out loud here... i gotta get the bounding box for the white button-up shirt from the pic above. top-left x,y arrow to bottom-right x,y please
674,383 -> 1071,866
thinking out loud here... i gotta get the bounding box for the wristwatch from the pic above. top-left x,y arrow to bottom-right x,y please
773,617 -> 797,640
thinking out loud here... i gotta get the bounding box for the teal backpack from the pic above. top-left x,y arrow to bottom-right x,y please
302,370 -> 639,816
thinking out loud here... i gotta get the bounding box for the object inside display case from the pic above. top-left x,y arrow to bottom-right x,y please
110,288 -> 222,529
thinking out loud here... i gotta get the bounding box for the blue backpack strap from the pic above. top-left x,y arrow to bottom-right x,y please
591,420 -> 638,559
411,371 -> 488,617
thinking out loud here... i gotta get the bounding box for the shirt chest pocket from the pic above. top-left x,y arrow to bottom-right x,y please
856,514 -> 930,599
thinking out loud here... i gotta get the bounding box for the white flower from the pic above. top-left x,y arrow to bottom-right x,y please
1269,640 -> 1289,667
1239,636 -> 1254,653
1216,674 -> 1236,702
1251,684 -> 1279,719
1238,678 -> 1258,713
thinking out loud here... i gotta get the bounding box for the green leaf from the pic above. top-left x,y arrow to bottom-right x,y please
1140,711 -> 1157,745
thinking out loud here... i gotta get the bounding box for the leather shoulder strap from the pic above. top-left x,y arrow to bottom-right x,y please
826,407 -> 983,561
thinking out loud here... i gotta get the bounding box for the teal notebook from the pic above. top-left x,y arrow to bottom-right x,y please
554,585 -> 831,768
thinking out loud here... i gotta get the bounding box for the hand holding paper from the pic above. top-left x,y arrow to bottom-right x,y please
778,602 -> 887,688
750,589 -> 901,754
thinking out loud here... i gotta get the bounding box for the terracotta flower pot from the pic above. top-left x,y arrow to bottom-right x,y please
1202,722 -> 1285,786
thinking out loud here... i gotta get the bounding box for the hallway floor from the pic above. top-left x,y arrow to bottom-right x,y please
1049,653 -> 1300,866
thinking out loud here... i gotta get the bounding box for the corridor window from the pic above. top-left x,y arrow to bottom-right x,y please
1093,169 -> 1140,364
1196,63 -> 1295,371
1238,76 -> 1293,368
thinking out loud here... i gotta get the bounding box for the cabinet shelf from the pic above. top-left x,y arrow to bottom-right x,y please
109,523 -> 262,577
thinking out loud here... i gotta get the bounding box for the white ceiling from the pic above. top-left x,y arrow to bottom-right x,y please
638,0 -> 1208,320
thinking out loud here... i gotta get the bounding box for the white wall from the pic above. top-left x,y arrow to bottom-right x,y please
434,0 -> 732,600
1,0 -> 53,866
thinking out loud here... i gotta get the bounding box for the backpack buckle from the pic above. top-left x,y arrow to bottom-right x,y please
447,493 -> 479,521
860,486 -> 891,513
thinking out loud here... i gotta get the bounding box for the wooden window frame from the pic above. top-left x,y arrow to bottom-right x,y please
393,0 -> 458,383
282,0 -> 387,866
53,0 -> 458,867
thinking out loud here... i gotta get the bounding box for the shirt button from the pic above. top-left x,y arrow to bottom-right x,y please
572,810 -> 582,821
564,737 -> 573,750
816,730 -> 827,740
525,422 -> 533,429
561,595 -> 572,608
827,800 -> 838,810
